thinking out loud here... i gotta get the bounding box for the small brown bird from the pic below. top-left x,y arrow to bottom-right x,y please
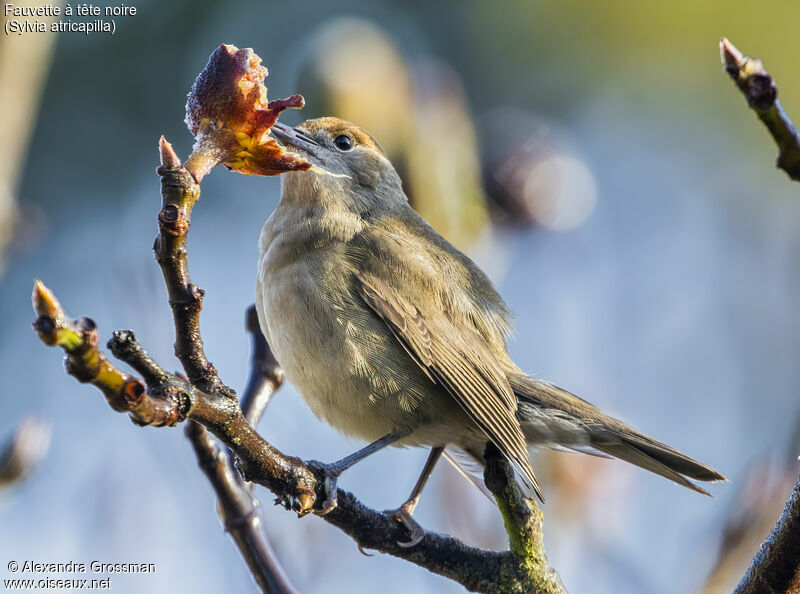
258,117 -> 725,545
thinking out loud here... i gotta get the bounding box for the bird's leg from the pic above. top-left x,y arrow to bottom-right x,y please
388,446 -> 444,548
307,431 -> 408,515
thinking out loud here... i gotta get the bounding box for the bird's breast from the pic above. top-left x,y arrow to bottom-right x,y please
256,216 -> 447,442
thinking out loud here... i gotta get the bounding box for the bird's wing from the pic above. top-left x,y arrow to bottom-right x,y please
357,273 -> 542,500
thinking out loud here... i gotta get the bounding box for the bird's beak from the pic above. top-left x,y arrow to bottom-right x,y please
271,122 -> 320,157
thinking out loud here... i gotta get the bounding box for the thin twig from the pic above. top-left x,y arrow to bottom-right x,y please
186,421 -> 297,594
241,305 -> 284,427
153,138 -> 233,396
31,282 -> 187,426
184,305 -> 294,594
720,38 -> 800,181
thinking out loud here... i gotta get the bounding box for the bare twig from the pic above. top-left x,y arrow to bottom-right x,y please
720,38 -> 800,181
0,418 -> 51,489
241,305 -> 284,427
157,157 -> 289,588
153,138 -> 233,396
31,282 -> 186,426
700,453 -> 797,593
186,421 -> 297,594
184,306 -> 294,594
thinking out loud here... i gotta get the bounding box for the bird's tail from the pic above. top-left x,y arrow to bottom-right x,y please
509,374 -> 727,495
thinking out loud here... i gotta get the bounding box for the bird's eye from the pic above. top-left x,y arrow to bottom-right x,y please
334,134 -> 353,151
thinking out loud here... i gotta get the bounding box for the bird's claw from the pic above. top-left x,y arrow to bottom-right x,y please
357,544 -> 374,557
315,482 -> 338,516
390,506 -> 425,548
306,459 -> 340,515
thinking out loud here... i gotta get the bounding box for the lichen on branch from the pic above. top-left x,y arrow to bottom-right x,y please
484,444 -> 565,594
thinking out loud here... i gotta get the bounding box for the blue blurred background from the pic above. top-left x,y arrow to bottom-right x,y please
2,1 -> 800,592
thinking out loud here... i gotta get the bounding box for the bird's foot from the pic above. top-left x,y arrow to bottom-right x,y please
388,501 -> 425,548
305,459 -> 341,516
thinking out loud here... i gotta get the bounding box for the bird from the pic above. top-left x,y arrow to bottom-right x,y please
257,116 -> 725,546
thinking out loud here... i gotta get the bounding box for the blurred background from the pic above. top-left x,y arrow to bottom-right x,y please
2,1 -> 800,592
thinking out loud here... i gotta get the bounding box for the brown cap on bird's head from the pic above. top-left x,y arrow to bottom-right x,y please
298,117 -> 386,157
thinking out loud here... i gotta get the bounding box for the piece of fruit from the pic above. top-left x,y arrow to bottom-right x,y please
184,44 -> 310,181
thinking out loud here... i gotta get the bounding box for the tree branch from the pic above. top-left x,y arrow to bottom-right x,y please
153,138 -> 233,397
241,305 -> 284,427
31,274 -> 296,592
720,37 -> 800,181
31,138 -> 564,593
184,306 -> 294,594
186,421 -> 297,594
32,282 -> 187,427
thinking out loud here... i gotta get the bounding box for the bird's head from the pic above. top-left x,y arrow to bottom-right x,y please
271,117 -> 405,212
